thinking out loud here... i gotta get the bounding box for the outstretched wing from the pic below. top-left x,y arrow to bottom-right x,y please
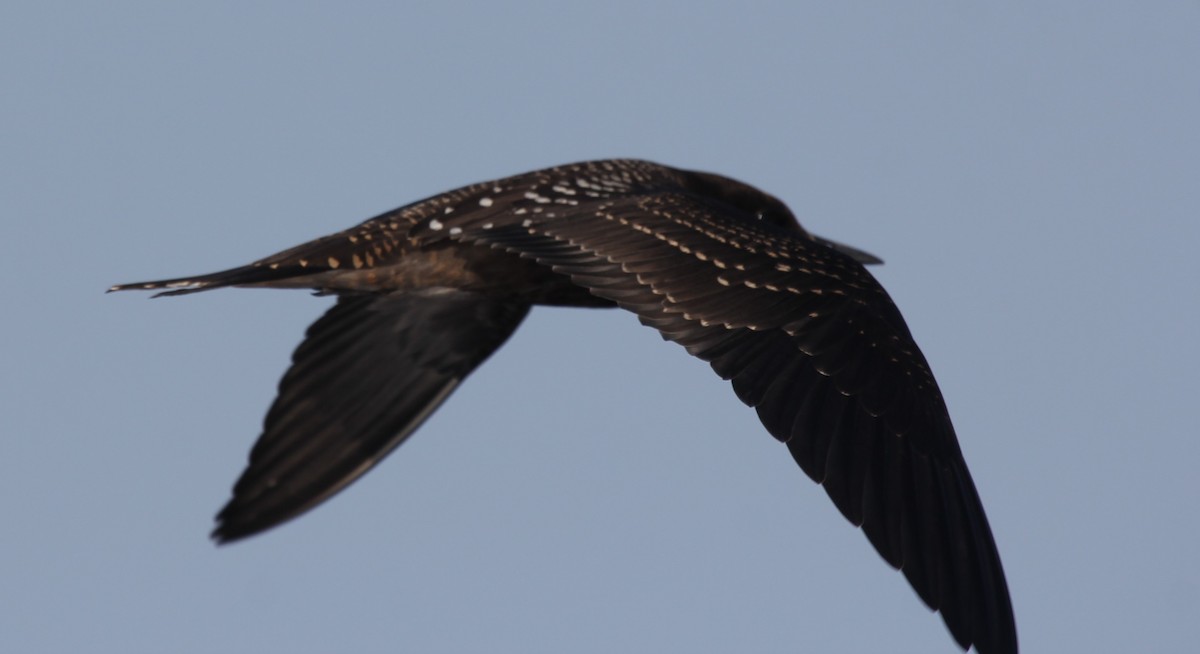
213,291 -> 529,542
112,158 -> 1014,653
388,162 -> 1015,654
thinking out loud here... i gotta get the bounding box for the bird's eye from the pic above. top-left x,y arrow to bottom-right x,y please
756,210 -> 785,227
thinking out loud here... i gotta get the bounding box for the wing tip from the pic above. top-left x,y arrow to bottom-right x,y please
210,504 -> 269,545
210,525 -> 246,546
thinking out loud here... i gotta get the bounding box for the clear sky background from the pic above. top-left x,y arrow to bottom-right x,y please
3,3 -> 1197,653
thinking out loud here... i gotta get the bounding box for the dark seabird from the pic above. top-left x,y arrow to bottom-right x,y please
110,159 -> 1017,654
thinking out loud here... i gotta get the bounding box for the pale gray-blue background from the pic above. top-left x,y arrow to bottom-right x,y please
3,3 -> 1197,652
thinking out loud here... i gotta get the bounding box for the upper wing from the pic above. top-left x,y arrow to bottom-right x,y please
213,291 -> 529,542
392,163 -> 1015,654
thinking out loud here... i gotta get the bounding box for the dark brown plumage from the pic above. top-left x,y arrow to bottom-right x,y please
111,159 -> 1016,654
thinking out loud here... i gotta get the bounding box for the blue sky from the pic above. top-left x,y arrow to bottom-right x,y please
3,3 -> 1197,652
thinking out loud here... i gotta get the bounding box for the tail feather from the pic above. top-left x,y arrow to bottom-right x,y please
108,263 -> 309,297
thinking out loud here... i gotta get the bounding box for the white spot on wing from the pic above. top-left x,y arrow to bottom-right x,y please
479,197 -> 494,207
429,219 -> 444,231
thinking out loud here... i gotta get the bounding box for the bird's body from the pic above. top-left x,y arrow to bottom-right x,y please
112,159 -> 1016,653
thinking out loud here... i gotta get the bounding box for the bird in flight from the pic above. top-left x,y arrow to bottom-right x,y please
111,159 -> 1016,653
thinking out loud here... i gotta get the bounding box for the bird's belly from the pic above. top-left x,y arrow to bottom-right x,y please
255,241 -> 613,308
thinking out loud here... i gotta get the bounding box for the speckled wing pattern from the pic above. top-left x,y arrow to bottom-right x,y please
111,159 -> 1016,654
397,161 -> 1015,653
